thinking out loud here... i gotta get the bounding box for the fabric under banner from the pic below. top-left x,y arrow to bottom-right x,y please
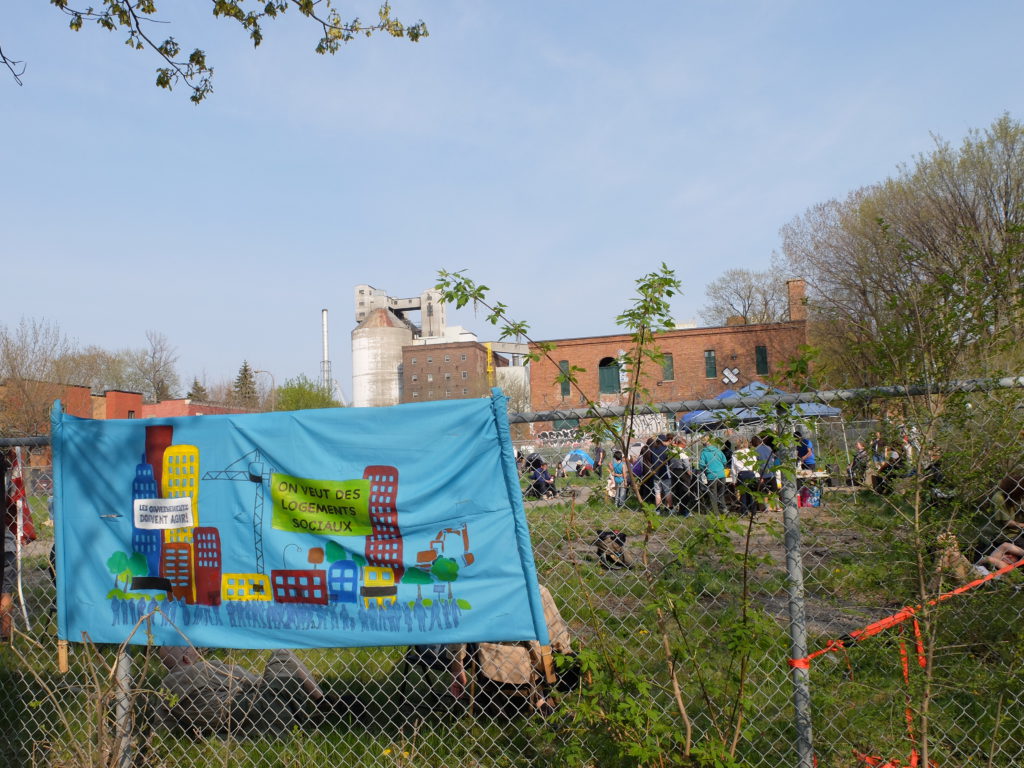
51,389 -> 548,649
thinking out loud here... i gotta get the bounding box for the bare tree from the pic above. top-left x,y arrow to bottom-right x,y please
0,318 -> 79,436
698,268 -> 790,326
779,113 -> 1024,386
130,330 -> 180,403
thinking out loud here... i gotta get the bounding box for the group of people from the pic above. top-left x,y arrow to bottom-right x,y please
844,427 -> 929,494
522,431 -> 799,516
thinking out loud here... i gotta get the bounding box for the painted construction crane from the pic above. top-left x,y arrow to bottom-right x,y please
416,522 -> 475,571
202,450 -> 274,574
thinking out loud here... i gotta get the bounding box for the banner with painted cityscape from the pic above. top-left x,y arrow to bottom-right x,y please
51,390 -> 548,649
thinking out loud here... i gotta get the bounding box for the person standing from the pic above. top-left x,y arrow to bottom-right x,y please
610,450 -> 628,508
795,430 -> 816,470
593,444 -> 606,478
731,438 -> 759,515
649,435 -> 674,513
698,440 -> 728,514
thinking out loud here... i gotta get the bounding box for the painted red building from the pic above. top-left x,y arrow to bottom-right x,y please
192,527 -> 223,606
161,542 -> 195,604
363,465 -> 404,582
270,569 -> 329,605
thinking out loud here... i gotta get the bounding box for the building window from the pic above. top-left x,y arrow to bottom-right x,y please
462,388 -> 468,394
704,350 -> 717,379
444,373 -> 451,380
755,345 -> 769,375
427,391 -> 433,397
558,360 -> 571,397
553,417 -> 580,431
427,373 -> 433,382
662,353 -> 674,382
461,354 -> 467,361
411,375 -> 418,382
127,410 -> 136,419
427,356 -> 432,364
461,371 -> 468,379
598,357 -> 621,394
412,392 -> 419,398
410,357 -> 416,365
444,355 -> 451,362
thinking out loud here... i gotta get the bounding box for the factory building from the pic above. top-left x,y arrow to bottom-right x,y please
400,340 -> 508,403
351,284 -> 529,408
528,279 -> 811,428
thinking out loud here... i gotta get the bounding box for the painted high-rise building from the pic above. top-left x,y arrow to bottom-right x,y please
363,465 -> 404,583
192,526 -> 222,606
163,444 -> 200,545
130,453 -> 162,577
145,425 -> 173,492
161,542 -> 195,603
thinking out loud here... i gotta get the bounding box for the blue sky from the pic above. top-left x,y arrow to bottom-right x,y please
3,1 -> 1021,402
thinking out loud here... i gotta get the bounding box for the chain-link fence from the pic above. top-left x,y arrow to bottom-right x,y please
3,379 -> 1024,767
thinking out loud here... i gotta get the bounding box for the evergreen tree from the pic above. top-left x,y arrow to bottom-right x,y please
233,361 -> 258,407
186,377 -> 210,402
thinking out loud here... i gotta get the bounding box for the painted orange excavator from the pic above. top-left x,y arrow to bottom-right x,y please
416,522 -> 475,571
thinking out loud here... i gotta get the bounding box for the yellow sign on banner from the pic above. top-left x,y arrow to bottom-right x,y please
270,473 -> 371,536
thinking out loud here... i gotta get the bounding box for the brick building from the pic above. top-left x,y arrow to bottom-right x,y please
528,279 -> 809,423
400,341 -> 508,403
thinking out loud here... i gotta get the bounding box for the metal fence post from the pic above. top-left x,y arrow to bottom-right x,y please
112,648 -> 133,768
781,469 -> 815,768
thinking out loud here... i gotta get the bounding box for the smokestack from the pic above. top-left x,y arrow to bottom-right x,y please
321,309 -> 332,393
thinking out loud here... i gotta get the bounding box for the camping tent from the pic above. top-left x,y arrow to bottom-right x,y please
561,448 -> 595,471
678,381 -> 841,430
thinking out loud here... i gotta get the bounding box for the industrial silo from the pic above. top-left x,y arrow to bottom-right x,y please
351,307 -> 414,407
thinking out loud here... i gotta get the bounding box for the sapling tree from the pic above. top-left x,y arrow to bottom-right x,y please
436,265 -> 780,766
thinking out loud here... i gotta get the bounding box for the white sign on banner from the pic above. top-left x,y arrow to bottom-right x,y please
132,498 -> 194,529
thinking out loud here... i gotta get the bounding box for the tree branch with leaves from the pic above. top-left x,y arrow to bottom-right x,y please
4,1 -> 427,103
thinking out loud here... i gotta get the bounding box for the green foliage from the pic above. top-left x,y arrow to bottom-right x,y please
105,551 -> 128,579
31,0 -> 429,103
430,556 -> 458,582
324,540 -> 345,562
400,567 -> 432,585
127,551 -> 148,577
781,113 -> 1024,386
233,359 -> 258,407
275,373 -> 340,411
186,377 -> 209,401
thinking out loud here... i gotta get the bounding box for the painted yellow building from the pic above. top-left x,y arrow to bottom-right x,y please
222,573 -> 273,601
163,445 -> 200,545
360,565 -> 397,607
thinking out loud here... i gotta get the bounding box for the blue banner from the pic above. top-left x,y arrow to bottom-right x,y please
52,390 -> 548,649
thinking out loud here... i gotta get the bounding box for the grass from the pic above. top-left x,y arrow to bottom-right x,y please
4,469 -> 1024,767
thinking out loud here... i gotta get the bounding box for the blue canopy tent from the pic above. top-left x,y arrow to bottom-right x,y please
678,382 -> 841,430
562,448 -> 595,470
